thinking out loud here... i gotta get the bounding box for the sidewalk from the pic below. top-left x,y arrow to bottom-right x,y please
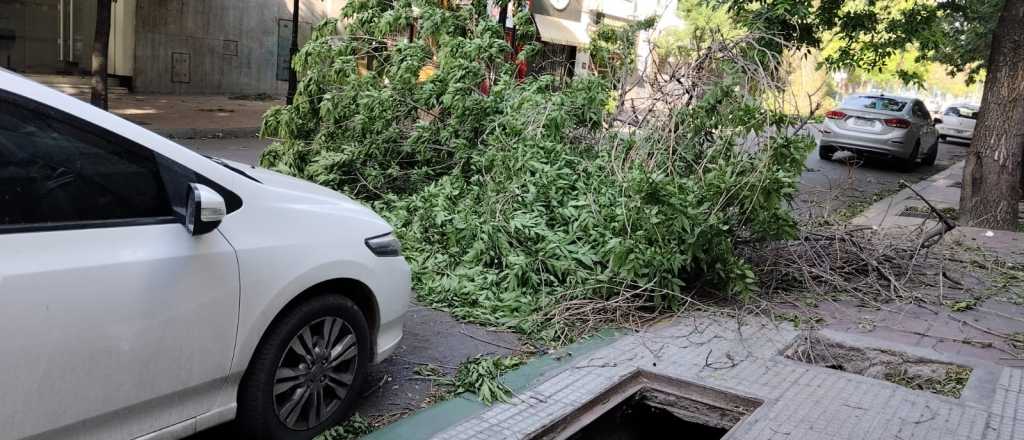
807,160 -> 1024,367
853,160 -> 1024,257
105,94 -> 279,139
58,85 -> 279,139
368,317 -> 1023,440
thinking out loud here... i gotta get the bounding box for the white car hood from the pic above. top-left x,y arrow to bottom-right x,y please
219,158 -> 357,204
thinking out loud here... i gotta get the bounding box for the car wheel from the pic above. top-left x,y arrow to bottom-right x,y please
939,134 -> 947,142
818,144 -> 836,161
921,141 -> 938,166
237,295 -> 371,440
900,142 -> 921,171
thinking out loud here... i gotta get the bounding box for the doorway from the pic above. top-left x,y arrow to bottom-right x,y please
0,0 -> 97,74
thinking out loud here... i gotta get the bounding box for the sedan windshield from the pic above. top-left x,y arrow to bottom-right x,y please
842,96 -> 908,113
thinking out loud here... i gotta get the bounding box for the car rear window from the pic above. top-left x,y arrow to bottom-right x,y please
842,96 -> 908,112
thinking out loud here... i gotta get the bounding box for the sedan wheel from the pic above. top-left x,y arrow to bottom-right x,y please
274,317 -> 358,430
238,295 -> 370,440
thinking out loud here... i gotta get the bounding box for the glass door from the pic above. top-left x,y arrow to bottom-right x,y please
0,0 -> 94,74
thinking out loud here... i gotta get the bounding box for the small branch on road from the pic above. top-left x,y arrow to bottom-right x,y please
458,328 -> 522,353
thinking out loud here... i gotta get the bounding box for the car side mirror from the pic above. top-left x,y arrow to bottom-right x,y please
184,183 -> 226,236
933,117 -> 943,125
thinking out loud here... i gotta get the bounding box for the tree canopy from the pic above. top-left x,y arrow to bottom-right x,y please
725,0 -> 1002,84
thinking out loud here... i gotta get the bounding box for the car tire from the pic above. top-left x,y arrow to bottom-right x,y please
939,134 -> 947,142
921,141 -> 938,166
900,142 -> 921,171
237,295 -> 371,440
818,145 -> 836,161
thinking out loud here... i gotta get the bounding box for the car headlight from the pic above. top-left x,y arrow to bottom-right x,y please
365,232 -> 402,257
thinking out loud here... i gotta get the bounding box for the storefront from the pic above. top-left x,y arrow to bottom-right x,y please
0,0 -> 134,76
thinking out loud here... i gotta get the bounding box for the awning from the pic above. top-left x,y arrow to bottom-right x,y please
534,14 -> 590,47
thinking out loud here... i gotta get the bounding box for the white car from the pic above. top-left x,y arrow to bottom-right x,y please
0,69 -> 411,440
936,104 -> 980,143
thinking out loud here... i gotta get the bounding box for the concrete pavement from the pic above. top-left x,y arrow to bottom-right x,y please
49,78 -> 280,139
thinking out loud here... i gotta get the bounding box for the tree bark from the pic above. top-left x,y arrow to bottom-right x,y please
286,0 -> 300,105
959,0 -> 1024,230
90,0 -> 112,110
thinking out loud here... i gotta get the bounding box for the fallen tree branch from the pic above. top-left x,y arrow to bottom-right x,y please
900,179 -> 957,249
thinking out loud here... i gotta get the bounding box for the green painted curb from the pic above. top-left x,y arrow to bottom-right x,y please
362,330 -> 624,440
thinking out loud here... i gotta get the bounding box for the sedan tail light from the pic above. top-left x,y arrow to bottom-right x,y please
884,118 -> 912,129
825,110 -> 847,120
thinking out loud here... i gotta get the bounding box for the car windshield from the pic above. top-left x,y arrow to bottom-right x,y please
843,96 -> 908,113
947,106 -> 980,119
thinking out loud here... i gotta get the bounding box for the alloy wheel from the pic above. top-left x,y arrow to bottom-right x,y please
273,316 -> 359,430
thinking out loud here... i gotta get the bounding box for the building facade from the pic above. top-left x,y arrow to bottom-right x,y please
0,0 -> 343,94
525,0 -> 677,77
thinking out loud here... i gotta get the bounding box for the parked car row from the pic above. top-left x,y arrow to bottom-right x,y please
0,69 -> 411,440
817,94 -> 980,170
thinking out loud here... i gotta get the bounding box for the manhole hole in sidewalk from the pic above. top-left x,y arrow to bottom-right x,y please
783,332 -> 972,398
529,372 -> 762,440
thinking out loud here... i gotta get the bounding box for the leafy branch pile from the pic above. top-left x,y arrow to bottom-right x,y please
260,0 -> 813,342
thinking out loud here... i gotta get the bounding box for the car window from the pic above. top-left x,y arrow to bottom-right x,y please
0,93 -> 174,228
842,96 -> 909,113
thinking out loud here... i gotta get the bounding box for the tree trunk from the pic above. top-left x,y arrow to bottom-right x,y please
959,0 -> 1024,230
90,0 -> 112,110
286,0 -> 300,105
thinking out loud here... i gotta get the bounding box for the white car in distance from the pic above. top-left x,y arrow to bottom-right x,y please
936,103 -> 980,143
0,69 -> 411,440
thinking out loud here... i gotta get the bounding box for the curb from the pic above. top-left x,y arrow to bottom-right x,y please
851,160 -> 965,227
150,126 -> 261,140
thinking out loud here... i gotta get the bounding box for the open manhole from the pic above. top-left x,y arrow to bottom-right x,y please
529,372 -> 761,440
784,332 -> 972,398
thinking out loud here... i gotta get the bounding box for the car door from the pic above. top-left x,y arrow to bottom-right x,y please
0,90 -> 240,440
